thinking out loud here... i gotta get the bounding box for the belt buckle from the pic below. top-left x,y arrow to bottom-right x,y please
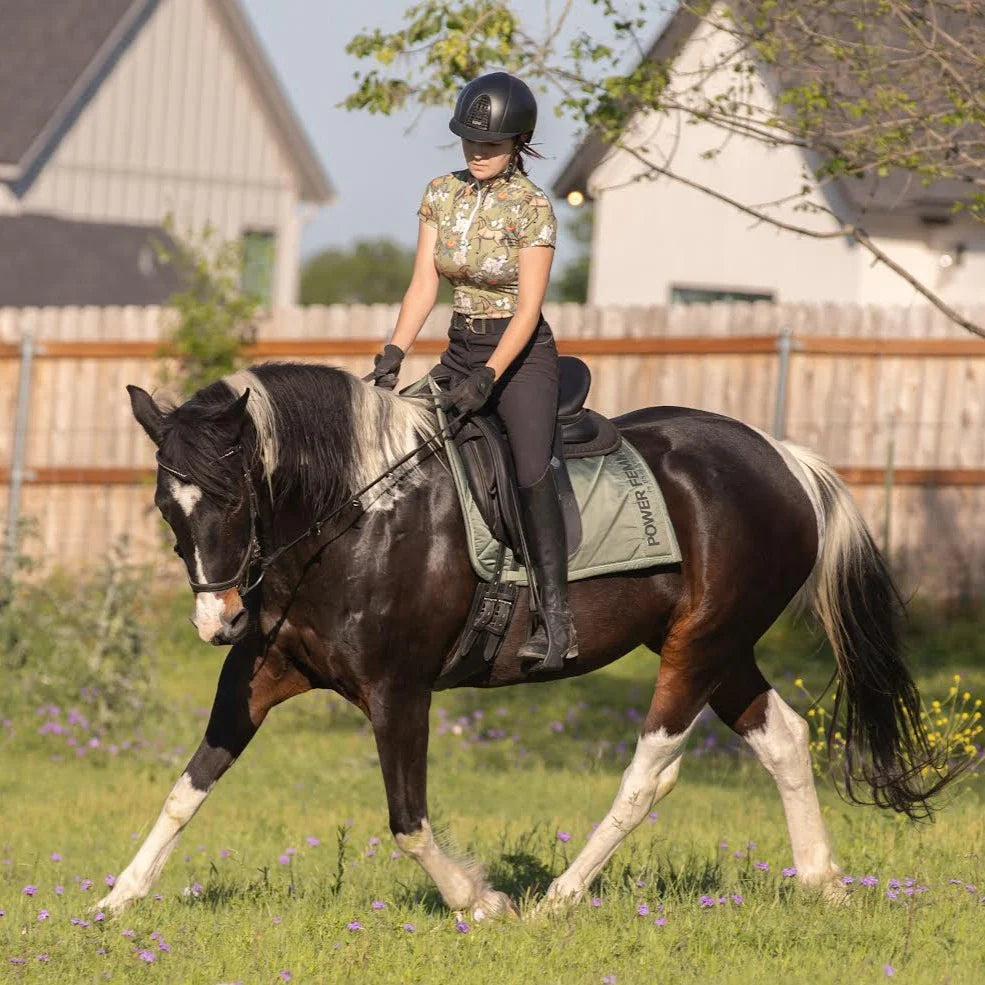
465,313 -> 486,335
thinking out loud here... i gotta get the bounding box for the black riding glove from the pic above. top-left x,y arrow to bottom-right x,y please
439,366 -> 496,418
372,343 -> 405,390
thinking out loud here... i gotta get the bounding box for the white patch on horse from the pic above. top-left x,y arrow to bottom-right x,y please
743,689 -> 841,888
346,377 -> 437,513
543,725 -> 691,905
167,476 -> 202,517
224,370 -> 279,492
192,547 -> 226,643
395,820 -> 482,910
97,773 -> 210,913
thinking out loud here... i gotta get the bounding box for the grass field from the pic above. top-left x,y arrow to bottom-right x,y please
1,597 -> 984,984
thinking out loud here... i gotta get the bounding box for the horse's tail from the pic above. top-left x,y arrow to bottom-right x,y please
784,442 -> 955,819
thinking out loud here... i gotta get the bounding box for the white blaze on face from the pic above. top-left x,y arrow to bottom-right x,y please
192,547 -> 226,643
168,476 -> 203,517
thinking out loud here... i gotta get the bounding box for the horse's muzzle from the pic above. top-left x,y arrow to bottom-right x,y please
210,607 -> 250,646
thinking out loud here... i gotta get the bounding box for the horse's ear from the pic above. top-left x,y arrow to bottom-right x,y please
127,385 -> 166,446
218,388 -> 251,432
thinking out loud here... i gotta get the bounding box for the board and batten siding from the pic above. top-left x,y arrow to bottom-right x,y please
21,0 -> 302,304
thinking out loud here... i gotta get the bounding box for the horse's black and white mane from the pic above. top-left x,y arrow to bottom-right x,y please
156,364 -> 436,514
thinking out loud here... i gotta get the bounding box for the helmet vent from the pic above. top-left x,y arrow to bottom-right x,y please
464,95 -> 492,131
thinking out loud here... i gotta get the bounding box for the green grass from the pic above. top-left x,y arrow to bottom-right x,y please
1,600 -> 984,984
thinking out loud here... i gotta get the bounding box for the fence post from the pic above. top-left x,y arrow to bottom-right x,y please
5,320 -> 37,579
882,417 -> 896,557
772,328 -> 794,439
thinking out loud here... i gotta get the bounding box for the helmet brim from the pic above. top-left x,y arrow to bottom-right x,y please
449,118 -> 524,143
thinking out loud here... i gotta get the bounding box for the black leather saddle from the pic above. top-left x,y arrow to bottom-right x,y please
432,356 -> 621,560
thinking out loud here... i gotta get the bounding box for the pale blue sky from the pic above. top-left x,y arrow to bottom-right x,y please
240,0 -> 670,269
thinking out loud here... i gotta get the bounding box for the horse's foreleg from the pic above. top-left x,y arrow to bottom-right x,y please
99,639 -> 308,913
371,686 -> 515,921
540,660 -> 703,910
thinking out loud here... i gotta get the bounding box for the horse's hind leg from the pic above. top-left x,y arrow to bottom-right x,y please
99,639 -> 310,914
540,656 -> 705,909
709,653 -> 842,893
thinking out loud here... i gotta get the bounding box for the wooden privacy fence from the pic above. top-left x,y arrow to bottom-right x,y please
1,302 -> 984,601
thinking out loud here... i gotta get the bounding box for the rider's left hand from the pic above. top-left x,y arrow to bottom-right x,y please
438,366 -> 496,417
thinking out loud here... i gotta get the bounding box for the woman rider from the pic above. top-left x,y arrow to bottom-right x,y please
369,71 -> 576,673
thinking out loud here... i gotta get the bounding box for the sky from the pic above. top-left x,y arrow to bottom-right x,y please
239,0 -> 666,270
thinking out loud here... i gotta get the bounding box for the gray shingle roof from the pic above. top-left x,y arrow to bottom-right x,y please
0,0 -> 142,169
0,214 -> 180,306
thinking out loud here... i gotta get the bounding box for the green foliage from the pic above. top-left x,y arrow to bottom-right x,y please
0,539 -> 157,734
550,204 -> 593,303
300,238 -> 452,305
155,219 -> 260,397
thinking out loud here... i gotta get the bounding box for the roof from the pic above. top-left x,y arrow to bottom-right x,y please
552,2 -> 984,219
0,0 -> 333,202
0,214 -> 181,306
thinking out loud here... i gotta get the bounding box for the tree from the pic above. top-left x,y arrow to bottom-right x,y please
155,220 -> 259,396
343,0 -> 985,336
300,238 -> 452,304
550,204 -> 593,303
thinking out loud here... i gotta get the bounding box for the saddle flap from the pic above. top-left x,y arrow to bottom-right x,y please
558,356 -> 590,418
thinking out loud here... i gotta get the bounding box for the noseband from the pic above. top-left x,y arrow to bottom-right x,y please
156,446 -> 264,596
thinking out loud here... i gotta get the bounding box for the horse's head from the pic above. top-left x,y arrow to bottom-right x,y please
128,384 -> 255,646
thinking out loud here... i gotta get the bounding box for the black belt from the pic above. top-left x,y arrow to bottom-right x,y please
451,311 -> 513,335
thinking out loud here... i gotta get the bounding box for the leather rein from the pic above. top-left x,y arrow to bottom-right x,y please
155,412 -> 454,598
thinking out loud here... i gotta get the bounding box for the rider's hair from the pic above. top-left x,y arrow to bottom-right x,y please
511,134 -> 544,177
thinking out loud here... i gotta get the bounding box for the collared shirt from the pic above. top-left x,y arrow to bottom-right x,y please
417,169 -> 557,316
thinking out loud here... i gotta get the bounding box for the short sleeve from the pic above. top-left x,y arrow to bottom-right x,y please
517,193 -> 557,248
417,178 -> 442,228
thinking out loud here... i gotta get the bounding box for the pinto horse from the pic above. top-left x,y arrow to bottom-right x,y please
102,362 -> 950,918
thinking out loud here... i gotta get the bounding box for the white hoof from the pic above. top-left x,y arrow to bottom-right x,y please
531,878 -> 583,918
471,888 -> 517,921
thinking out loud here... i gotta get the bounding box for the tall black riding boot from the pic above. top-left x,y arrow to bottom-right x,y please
516,469 -> 578,672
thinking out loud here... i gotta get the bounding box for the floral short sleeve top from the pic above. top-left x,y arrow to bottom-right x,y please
417,169 -> 557,316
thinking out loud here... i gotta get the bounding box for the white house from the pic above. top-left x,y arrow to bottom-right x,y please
0,0 -> 333,306
553,3 -> 985,308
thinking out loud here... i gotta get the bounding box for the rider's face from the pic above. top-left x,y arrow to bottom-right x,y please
462,138 -> 514,181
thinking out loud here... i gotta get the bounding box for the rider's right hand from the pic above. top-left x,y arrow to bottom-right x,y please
372,343 -> 405,390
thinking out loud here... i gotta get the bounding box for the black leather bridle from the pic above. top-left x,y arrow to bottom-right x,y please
154,410 -> 457,598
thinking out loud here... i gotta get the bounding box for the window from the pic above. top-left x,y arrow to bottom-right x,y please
670,285 -> 774,304
242,230 -> 276,304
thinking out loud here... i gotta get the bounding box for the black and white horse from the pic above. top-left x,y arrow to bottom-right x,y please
101,362 -> 951,918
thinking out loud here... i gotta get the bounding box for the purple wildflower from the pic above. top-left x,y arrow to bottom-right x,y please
190,882 -> 203,896
732,851 -> 745,859
284,847 -> 296,857
654,916 -> 668,926
699,895 -> 716,908
54,886 -> 63,896
754,861 -> 770,871
371,900 -> 386,910
884,965 -> 895,977
403,923 -> 415,932
637,904 -> 650,916
368,837 -> 381,846
22,885 -> 37,896
591,897 -> 602,907
602,977 -> 617,985
888,879 -> 901,889
306,836 -> 320,847
347,921 -> 363,931
841,876 -> 855,885
365,850 -> 375,858
104,874 -> 115,887
150,932 -> 162,941
861,875 -> 878,887
9,958 -> 26,966
158,942 -> 171,953
37,954 -> 49,963
37,910 -> 49,921
50,853 -> 62,862
278,854 -> 290,865
121,929 -> 135,938
272,917 -> 282,925
557,831 -> 571,843
456,920 -> 470,933
0,910 -> 4,918
886,890 -> 899,901
93,912 -> 105,922
279,973 -> 292,983
391,851 -> 401,860
782,866 -> 797,878
718,896 -> 729,905
154,894 -> 163,901
732,894 -> 744,905
219,849 -> 231,859
80,879 -> 93,891
138,950 -> 156,963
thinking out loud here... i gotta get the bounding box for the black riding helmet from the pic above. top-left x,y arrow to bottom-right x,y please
449,72 -> 537,143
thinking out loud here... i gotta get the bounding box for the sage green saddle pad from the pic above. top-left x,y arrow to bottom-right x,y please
436,400 -> 682,585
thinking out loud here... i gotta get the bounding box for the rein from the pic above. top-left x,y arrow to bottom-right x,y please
156,407 -> 456,597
